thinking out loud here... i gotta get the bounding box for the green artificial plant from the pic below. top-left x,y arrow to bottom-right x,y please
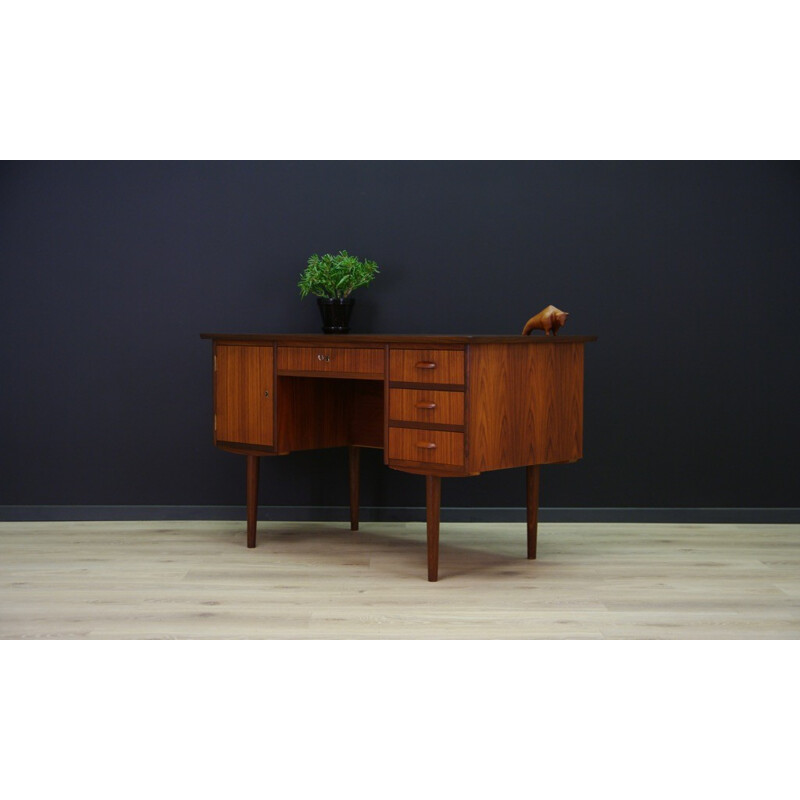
298,250 -> 380,300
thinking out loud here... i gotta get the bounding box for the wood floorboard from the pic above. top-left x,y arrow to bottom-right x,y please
1,521 -> 798,639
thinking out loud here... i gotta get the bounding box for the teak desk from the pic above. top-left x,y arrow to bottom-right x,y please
200,334 -> 596,581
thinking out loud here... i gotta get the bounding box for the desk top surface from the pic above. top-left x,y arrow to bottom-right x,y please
201,333 -> 597,345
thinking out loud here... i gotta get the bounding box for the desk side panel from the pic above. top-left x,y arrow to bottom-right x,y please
468,342 -> 584,471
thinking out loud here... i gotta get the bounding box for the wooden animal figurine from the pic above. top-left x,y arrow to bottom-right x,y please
522,305 -> 569,336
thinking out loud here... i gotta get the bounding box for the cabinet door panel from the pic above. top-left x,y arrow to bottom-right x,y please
215,345 -> 273,447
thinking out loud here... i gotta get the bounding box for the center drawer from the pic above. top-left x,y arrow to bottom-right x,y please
277,347 -> 384,378
389,388 -> 465,426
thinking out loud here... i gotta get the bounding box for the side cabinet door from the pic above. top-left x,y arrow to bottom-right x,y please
215,344 -> 274,447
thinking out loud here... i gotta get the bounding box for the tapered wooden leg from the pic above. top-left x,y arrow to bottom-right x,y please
348,445 -> 360,531
246,455 -> 260,548
526,464 -> 540,559
426,475 -> 441,582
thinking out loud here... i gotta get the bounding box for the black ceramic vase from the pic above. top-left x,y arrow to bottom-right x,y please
317,297 -> 355,334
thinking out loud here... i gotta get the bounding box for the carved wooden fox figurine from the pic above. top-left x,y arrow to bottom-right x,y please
522,305 -> 569,336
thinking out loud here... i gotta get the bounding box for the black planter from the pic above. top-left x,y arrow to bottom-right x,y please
317,297 -> 355,334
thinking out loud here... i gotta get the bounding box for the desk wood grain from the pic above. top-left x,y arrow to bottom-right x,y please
203,333 -> 595,579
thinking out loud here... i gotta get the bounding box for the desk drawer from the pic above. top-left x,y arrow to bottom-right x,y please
388,428 -> 465,467
389,388 -> 465,426
389,349 -> 465,385
277,346 -> 384,378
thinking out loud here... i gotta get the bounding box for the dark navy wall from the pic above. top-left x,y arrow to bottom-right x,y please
1,161 -> 798,511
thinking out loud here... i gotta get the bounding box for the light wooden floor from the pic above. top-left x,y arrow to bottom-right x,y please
1,520 -> 798,639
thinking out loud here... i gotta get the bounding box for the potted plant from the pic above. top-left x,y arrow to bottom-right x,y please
298,250 -> 380,333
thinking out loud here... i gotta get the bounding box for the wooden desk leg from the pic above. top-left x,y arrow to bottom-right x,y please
526,464 -> 540,559
426,475 -> 441,582
246,455 -> 260,548
349,446 -> 360,531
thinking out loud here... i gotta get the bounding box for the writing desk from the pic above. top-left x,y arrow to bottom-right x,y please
200,333 -> 596,581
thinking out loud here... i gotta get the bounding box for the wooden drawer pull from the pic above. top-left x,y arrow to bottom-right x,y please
415,361 -> 437,369
415,401 -> 437,410
316,354 -> 331,362
416,441 -> 437,450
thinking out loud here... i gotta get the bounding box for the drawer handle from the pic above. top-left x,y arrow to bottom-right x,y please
416,441 -> 437,450
415,401 -> 436,410
317,354 -> 331,362
415,361 -> 437,369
